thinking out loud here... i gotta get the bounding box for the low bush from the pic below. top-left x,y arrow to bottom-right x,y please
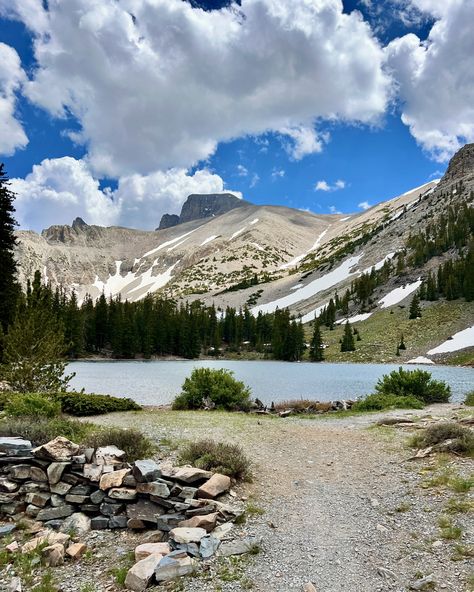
353,393 -> 425,412
4,393 -> 61,418
375,367 -> 451,404
410,422 -> 474,456
179,439 -> 252,481
464,391 -> 474,406
84,428 -> 155,461
172,368 -> 251,412
54,392 -> 141,416
0,416 -> 94,446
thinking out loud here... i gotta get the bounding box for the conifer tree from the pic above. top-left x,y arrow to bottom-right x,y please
309,320 -> 324,362
340,321 -> 355,352
398,333 -> 406,350
409,293 -> 422,319
0,164 -> 20,336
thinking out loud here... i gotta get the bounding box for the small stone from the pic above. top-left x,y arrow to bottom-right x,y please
66,542 -> 87,559
50,482 -> 72,496
125,553 -> 164,592
142,531 -> 165,544
47,462 -> 69,485
127,518 -> 146,529
25,492 -> 50,508
154,550 -> 195,582
136,481 -> 170,498
72,454 -> 86,464
109,515 -> 128,529
1,502 -> 25,515
91,516 -> 109,530
376,524 -> 389,533
218,536 -> 261,557
303,584 -> 317,592
90,489 -> 105,505
83,464 -> 103,482
60,513 -> 91,536
42,543 -> 64,567
212,522 -> 233,540
122,474 -> 137,488
6,541 -> 19,553
50,494 -> 65,507
410,575 -> 437,590
135,542 -> 171,562
0,524 -> 17,537
25,504 -> 41,518
36,505 -> 74,521
30,467 -> 48,482
0,479 -> 19,493
94,446 -> 126,465
33,437 -> 80,461
173,467 -> 213,484
9,576 -> 22,592
100,502 -> 124,516
178,512 -> 218,532
108,487 -> 137,501
197,474 -> 231,499
199,535 -> 220,558
133,459 -> 161,483
22,531 -> 69,553
178,486 -> 198,500
65,494 -> 89,504
156,513 -> 186,532
99,468 -> 130,491
169,527 -> 207,544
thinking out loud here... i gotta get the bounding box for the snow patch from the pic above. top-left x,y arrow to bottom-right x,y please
406,356 -> 435,365
249,242 -> 264,252
279,228 -> 330,270
230,227 -> 246,240
301,304 -> 328,324
378,279 -> 422,309
93,261 -> 135,298
336,312 -> 372,324
250,218 -> 259,225
253,254 -> 363,316
127,261 -> 179,299
339,216 -> 351,222
142,228 -> 199,258
290,284 -> 304,291
427,326 -> 474,355
200,235 -> 218,246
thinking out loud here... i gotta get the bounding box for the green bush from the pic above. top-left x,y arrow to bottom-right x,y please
172,368 -> 251,412
0,416 -> 94,446
410,422 -> 474,456
464,391 -> 474,406
4,393 -> 61,418
54,392 -> 141,416
375,367 -> 451,404
84,428 -> 155,461
353,393 -> 425,412
179,439 -> 252,481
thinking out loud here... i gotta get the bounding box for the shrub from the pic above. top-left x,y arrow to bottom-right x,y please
375,367 -> 451,404
54,392 -> 141,416
84,428 -> 155,461
0,416 -> 94,446
172,368 -> 251,412
179,439 -> 252,481
4,393 -> 61,418
353,393 -> 425,412
464,391 -> 474,406
410,422 -> 474,456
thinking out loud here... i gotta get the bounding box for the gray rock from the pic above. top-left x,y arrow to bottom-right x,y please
410,575 -> 437,590
65,494 -> 89,504
1,502 -> 25,515
30,466 -> 48,482
156,513 -> 186,532
169,527 -> 207,544
94,445 -> 126,465
173,542 -> 200,557
126,499 -> 165,524
50,481 -> 73,495
19,482 -> 48,493
133,459 -> 161,483
9,576 -> 22,592
0,479 -> 19,493
9,464 -> 33,480
136,481 -> 170,498
172,467 -> 213,484
83,463 -> 103,482
33,436 -> 80,461
69,484 -> 92,495
72,454 -> 86,464
218,536 -> 261,557
90,489 -> 105,505
80,504 -> 100,514
100,501 -> 125,516
91,516 -> 109,530
47,462 -> 69,485
178,486 -> 198,500
0,524 -> 16,537
36,504 -> 74,521
44,520 -> 64,530
0,437 -> 32,457
122,474 -> 137,488
154,550 -> 195,582
25,492 -> 50,507
125,553 -> 163,592
108,487 -> 137,501
60,512 -> 91,535
200,535 -> 221,558
109,515 -> 128,529
25,504 -> 41,517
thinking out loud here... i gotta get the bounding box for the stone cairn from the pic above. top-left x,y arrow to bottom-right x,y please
0,436 -> 244,591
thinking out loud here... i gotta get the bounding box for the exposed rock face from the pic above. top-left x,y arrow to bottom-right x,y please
157,193 -> 247,230
442,142 -> 474,183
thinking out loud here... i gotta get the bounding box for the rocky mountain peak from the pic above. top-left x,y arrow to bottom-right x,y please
72,217 -> 88,230
157,192 -> 249,230
442,142 -> 474,185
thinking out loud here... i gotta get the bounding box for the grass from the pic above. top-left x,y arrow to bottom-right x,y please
449,476 -> 474,493
445,497 -> 473,514
84,427 -> 155,462
451,544 -> 474,562
438,515 -> 463,540
410,423 -> 474,456
179,439 -> 252,481
464,391 -> 474,406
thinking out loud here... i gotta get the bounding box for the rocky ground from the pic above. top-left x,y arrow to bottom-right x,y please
1,404 -> 473,592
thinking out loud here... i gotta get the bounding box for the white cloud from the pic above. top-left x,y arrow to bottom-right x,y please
250,173 -> 260,188
0,43 -> 28,156
315,179 -> 346,192
2,0 -> 390,176
236,164 -> 248,177
11,157 -> 237,232
329,205 -> 342,214
271,169 -> 285,180
358,200 -> 371,210
385,0 -> 474,161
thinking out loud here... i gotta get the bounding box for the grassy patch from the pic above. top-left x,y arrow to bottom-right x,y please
445,497 -> 474,514
464,391 -> 474,406
179,439 -> 252,481
451,544 -> 474,562
410,423 -> 474,456
0,416 -> 95,446
84,428 -> 155,462
438,515 -> 463,540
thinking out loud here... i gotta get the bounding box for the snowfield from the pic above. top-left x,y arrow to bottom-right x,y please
378,279 -> 422,308
336,312 -> 373,324
200,235 -> 218,246
142,228 -> 199,258
427,326 -> 474,355
406,356 -> 435,365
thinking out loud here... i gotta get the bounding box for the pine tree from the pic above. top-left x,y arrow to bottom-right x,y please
398,333 -> 406,350
340,321 -> 355,352
409,293 -> 422,319
309,320 -> 324,361
0,164 -> 20,336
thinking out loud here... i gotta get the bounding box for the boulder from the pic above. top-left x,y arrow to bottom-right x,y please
154,550 -> 195,582
125,553 -> 164,592
197,474 -> 231,499
33,437 -> 80,461
135,542 -> 171,562
47,462 -> 69,485
36,505 -> 74,522
60,513 -> 91,536
200,535 -> 220,558
108,488 -> 137,501
42,543 -> 64,567
136,482 -> 170,498
169,527 -> 207,544
66,542 -> 87,559
173,467 -> 213,484
133,459 -> 161,483
99,468 -> 130,491
178,512 -> 218,532
94,446 -> 126,465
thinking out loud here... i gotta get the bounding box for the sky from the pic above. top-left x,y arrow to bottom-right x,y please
0,0 -> 473,231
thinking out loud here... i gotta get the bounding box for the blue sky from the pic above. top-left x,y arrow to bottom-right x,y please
0,0 -> 471,230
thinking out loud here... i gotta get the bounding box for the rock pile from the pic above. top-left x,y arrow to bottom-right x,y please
1,435 -> 243,589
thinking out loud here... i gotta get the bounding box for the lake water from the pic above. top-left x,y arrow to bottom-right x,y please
67,360 -> 473,406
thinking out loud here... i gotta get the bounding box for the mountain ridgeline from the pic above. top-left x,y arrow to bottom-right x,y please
13,144 -> 474,363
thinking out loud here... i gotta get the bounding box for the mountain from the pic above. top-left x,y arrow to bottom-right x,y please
157,192 -> 248,230
14,145 -> 474,362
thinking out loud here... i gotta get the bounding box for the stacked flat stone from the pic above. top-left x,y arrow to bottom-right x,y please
0,437 -> 236,534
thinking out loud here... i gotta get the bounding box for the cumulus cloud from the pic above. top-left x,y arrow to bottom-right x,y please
315,179 -> 346,192
385,0 -> 474,161
0,43 -> 28,155
11,157 -> 236,231
358,200 -> 371,210
2,0 -> 390,177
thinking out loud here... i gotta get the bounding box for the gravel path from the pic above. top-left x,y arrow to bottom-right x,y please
86,405 -> 473,592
